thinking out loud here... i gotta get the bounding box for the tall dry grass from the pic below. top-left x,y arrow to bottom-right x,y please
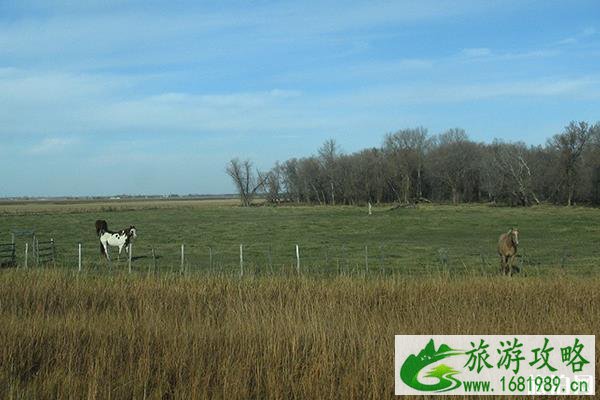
0,270 -> 598,399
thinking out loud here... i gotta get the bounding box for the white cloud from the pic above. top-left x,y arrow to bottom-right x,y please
556,37 -> 578,46
582,27 -> 596,37
27,137 -> 76,154
1,64 -> 598,141
0,1 -> 512,71
555,26 -> 597,46
460,48 -> 492,58
322,77 -> 600,107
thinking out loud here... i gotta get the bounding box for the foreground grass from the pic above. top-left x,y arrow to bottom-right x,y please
0,269 -> 598,399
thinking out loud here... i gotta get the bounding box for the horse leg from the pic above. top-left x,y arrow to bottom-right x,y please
509,255 -> 518,276
103,243 -> 111,262
500,256 -> 506,275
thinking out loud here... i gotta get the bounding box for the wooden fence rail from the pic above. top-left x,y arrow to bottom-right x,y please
34,238 -> 56,267
0,243 -> 16,267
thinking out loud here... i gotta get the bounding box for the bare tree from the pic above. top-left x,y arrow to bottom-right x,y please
383,127 -> 429,203
489,141 -> 540,206
548,121 -> 592,206
263,163 -> 282,204
239,121 -> 600,207
429,129 -> 480,204
226,158 -> 267,207
318,139 -> 340,205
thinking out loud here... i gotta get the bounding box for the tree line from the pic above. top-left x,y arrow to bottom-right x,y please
227,121 -> 600,207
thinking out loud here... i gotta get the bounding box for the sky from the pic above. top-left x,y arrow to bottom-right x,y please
0,0 -> 599,197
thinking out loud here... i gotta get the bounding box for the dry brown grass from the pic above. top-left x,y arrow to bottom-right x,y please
0,198 -> 241,215
0,270 -> 598,399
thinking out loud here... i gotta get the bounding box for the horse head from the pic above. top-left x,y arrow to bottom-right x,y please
128,226 -> 138,239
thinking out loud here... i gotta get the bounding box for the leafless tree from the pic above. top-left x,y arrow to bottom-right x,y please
226,158 -> 267,207
383,127 -> 430,203
263,163 -> 282,204
429,129 -> 480,204
318,139 -> 340,205
489,141 -> 540,206
250,120 -> 600,207
548,121 -> 593,206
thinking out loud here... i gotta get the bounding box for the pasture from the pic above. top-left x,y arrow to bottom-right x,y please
1,200 -> 599,399
1,199 -> 599,275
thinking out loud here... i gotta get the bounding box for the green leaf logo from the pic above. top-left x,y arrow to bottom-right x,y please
400,339 -> 464,392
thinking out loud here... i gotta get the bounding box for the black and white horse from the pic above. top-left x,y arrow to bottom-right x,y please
95,220 -> 137,261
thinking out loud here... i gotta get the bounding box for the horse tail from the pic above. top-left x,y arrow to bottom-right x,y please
96,220 -> 108,237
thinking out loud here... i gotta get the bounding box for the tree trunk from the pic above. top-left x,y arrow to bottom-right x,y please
331,181 -> 335,206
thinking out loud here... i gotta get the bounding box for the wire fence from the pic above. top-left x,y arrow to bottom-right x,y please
2,237 -> 599,278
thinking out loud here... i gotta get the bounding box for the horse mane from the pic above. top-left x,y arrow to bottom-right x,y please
95,220 -> 109,237
504,229 -> 517,248
509,229 -> 518,247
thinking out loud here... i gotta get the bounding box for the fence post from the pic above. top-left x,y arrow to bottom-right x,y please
296,244 -> 300,275
180,244 -> 185,274
379,243 -> 385,274
239,244 -> 243,277
341,244 -> 346,275
368,202 -> 372,215
78,243 -> 82,272
35,237 -> 39,267
268,245 -> 273,273
128,243 -> 133,273
51,238 -> 56,268
365,245 -> 369,274
209,247 -> 213,270
151,248 -> 157,274
24,243 -> 28,268
32,234 -> 36,263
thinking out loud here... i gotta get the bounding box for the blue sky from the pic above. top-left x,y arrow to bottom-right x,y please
1,0 -> 599,196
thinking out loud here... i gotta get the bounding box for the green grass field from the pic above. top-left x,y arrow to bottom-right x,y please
1,200 -> 599,275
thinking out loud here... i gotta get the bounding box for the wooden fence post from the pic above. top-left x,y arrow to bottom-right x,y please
239,244 -> 243,277
51,238 -> 55,268
268,245 -> 273,273
78,243 -> 82,272
32,234 -> 36,263
180,244 -> 185,274
365,245 -> 369,274
296,244 -> 300,275
151,248 -> 156,274
209,247 -> 213,270
379,243 -> 384,274
24,243 -> 28,268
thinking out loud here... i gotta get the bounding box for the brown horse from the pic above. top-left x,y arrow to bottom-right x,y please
497,228 -> 519,276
